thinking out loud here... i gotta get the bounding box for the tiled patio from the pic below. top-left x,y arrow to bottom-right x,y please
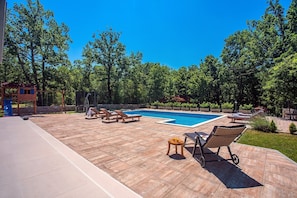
0,116 -> 141,198
27,111 -> 297,198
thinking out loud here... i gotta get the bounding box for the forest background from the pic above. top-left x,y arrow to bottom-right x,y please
1,0 -> 297,116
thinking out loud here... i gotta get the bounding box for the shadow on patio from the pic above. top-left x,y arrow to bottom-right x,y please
185,146 -> 263,189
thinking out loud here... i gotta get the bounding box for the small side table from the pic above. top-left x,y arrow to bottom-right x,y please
167,137 -> 184,156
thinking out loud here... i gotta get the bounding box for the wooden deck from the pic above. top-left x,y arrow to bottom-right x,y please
30,111 -> 297,198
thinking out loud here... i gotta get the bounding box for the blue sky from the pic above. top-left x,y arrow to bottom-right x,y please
8,0 -> 291,69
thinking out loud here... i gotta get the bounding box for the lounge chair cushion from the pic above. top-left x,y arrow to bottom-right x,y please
114,110 -> 142,122
184,125 -> 246,167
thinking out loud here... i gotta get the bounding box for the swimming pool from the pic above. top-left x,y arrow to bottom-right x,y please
124,110 -> 223,127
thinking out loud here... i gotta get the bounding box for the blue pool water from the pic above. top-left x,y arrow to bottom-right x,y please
124,110 -> 222,127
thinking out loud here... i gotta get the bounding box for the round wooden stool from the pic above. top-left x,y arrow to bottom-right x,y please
167,137 -> 184,156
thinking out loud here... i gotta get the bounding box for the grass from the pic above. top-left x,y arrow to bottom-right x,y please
238,129 -> 297,162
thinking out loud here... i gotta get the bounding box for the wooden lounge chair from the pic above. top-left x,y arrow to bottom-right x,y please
184,125 -> 246,167
85,107 -> 105,119
114,110 -> 142,123
100,108 -> 119,122
227,109 -> 264,123
283,108 -> 297,120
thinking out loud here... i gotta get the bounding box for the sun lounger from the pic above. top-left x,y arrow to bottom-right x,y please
100,108 -> 119,122
227,109 -> 264,122
184,125 -> 246,167
114,110 -> 142,123
85,107 -> 105,119
283,108 -> 297,120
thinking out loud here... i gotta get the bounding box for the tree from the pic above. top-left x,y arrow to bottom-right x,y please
285,0 -> 297,55
55,64 -> 73,104
147,63 -> 170,103
221,30 -> 260,106
262,53 -> 297,115
287,0 -> 297,33
119,52 -> 144,103
80,44 -> 95,91
187,65 -> 209,104
91,64 -> 108,103
247,0 -> 286,71
174,66 -> 189,100
199,55 -> 222,104
4,0 -> 70,105
89,28 -> 126,103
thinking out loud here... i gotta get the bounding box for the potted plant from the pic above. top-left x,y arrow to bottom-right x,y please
180,102 -> 189,111
158,102 -> 166,109
172,102 -> 181,110
199,102 -> 210,112
210,103 -> 220,112
189,103 -> 198,111
165,102 -> 173,110
221,102 -> 233,113
239,104 -> 253,114
150,101 -> 160,109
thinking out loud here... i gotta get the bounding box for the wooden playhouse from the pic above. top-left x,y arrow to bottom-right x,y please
1,82 -> 37,115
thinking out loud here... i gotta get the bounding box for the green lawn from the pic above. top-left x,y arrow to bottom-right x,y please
238,129 -> 297,162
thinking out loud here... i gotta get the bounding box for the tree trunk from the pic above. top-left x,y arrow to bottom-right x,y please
17,51 -> 31,83
42,57 -> 46,106
107,64 -> 112,103
30,42 -> 41,105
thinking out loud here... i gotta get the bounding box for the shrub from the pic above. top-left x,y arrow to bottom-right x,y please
200,102 -> 209,108
250,117 -> 271,132
221,102 -> 233,109
189,103 -> 197,108
210,103 -> 220,109
173,102 -> 181,107
289,123 -> 297,134
181,103 -> 190,108
166,102 -> 173,107
240,104 -> 253,110
269,120 -> 277,133
158,102 -> 165,107
151,101 -> 162,107
251,117 -> 278,133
